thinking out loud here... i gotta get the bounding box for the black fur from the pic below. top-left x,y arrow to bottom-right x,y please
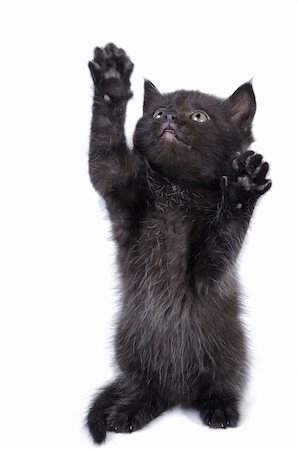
86,43 -> 271,444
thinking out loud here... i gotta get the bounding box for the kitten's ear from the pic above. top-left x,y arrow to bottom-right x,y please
227,82 -> 256,129
143,79 -> 162,113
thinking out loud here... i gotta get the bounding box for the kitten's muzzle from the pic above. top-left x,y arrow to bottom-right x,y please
156,123 -> 191,148
159,122 -> 178,137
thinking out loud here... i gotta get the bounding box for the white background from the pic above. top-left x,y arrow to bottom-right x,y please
1,0 -> 298,449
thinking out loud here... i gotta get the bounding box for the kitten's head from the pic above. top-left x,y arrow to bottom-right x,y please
133,80 -> 256,185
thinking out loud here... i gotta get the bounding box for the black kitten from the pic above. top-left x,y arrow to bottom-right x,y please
86,43 -> 271,445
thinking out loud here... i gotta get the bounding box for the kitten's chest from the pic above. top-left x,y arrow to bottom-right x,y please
125,193 -> 196,299
135,183 -> 204,273
139,208 -> 190,274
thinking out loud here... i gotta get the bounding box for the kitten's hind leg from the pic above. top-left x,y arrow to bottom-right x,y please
86,377 -> 169,443
106,378 -> 169,434
86,380 -> 119,444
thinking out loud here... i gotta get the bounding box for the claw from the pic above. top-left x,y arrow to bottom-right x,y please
93,62 -> 101,71
257,179 -> 272,192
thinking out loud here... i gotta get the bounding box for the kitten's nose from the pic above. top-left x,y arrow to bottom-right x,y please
166,111 -> 177,121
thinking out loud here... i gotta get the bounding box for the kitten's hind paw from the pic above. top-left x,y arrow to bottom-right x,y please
107,410 -> 143,434
88,43 -> 134,102
200,405 -> 239,429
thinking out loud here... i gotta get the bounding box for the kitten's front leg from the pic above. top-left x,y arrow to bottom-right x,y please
217,151 -> 271,262
88,43 -> 140,203
197,152 -> 271,278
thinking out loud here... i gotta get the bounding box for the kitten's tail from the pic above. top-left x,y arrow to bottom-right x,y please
86,381 -> 118,445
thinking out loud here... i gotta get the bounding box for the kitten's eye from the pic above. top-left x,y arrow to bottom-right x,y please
190,110 -> 210,123
153,108 -> 166,119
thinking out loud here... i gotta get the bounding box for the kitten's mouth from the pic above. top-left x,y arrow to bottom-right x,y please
162,128 -> 176,135
160,126 -> 177,138
157,127 -> 191,148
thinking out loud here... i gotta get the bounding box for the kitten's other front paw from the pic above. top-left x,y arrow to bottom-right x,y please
221,150 -> 272,211
231,150 -> 272,196
88,43 -> 134,102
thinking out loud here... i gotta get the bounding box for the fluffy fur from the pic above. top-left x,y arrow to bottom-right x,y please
86,43 -> 271,444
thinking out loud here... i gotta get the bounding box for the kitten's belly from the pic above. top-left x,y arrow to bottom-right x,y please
121,210 -> 208,398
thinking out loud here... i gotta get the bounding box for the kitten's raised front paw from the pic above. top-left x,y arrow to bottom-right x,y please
221,150 -> 272,210
88,43 -> 134,102
200,405 -> 239,429
231,150 -> 272,195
